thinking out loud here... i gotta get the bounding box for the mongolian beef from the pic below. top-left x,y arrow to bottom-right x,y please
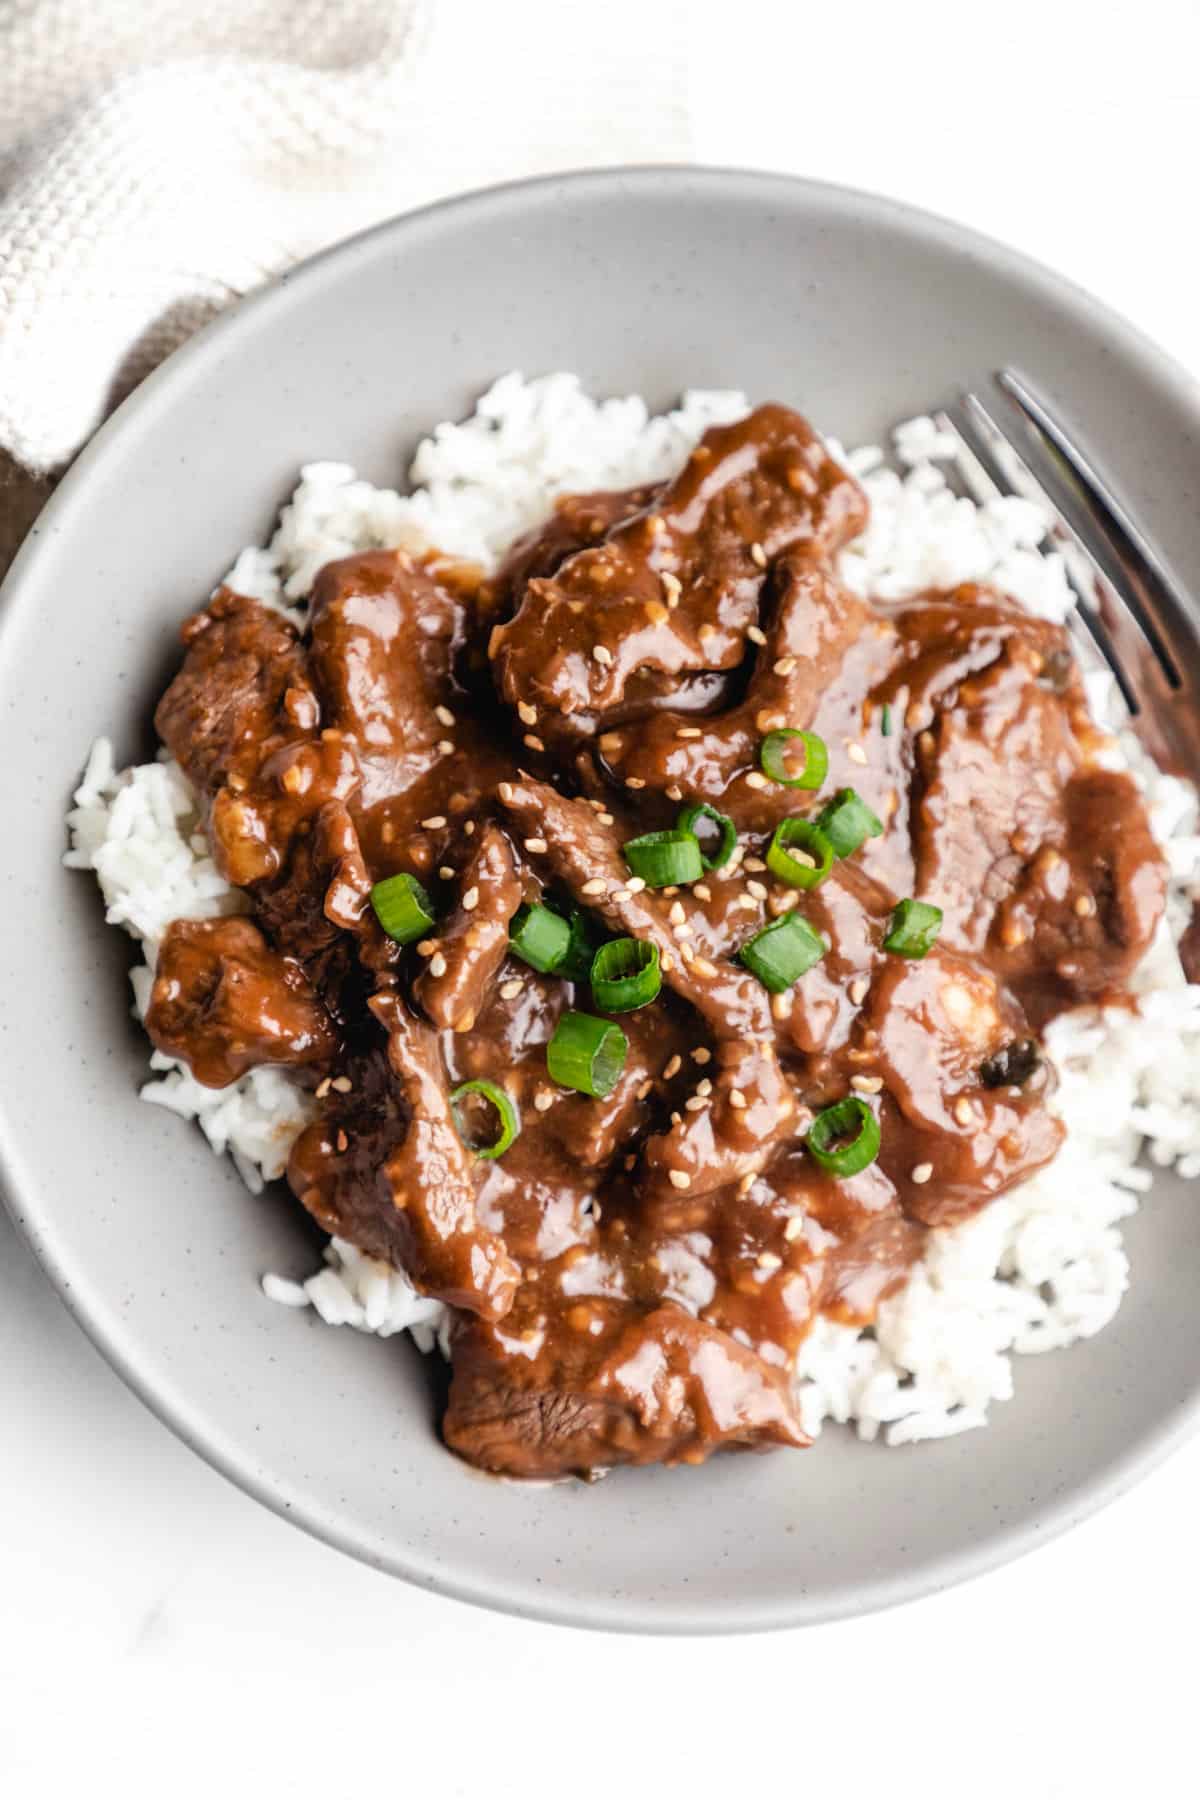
144,403 -> 1167,1478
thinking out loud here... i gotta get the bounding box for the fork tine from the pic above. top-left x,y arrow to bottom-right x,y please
953,395 -> 1142,716
995,367 -> 1184,689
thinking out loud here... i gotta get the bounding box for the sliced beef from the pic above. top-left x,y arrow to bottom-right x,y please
412,823 -> 523,1032
494,484 -> 662,608
154,590 -> 311,795
146,916 -> 337,1088
289,993 -> 519,1320
596,557 -> 877,829
443,1304 -> 808,1478
491,406 -> 867,744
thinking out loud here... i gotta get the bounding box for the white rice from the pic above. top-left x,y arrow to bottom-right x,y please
65,373 -> 1200,1448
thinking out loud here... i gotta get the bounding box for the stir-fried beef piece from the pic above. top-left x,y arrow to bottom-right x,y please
444,1306 -> 809,1478
146,916 -> 338,1089
412,823 -> 524,1032
290,993 -> 520,1321
147,399 -> 1168,1482
154,590 -> 311,795
597,557 -> 877,828
491,405 -> 868,744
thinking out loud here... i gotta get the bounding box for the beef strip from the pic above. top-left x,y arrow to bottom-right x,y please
289,991 -> 520,1321
412,822 -> 524,1032
146,916 -> 337,1089
491,405 -> 868,744
443,1305 -> 808,1478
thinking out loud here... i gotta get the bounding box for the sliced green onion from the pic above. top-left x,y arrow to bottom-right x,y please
449,1079 -> 520,1160
880,704 -> 893,737
590,937 -> 661,1012
509,901 -> 571,973
677,802 -> 736,872
766,818 -> 834,891
547,1011 -> 628,1098
622,829 -> 703,888
558,908 -> 598,982
738,911 -> 826,993
759,728 -> 828,791
806,1097 -> 881,1178
370,872 -> 436,945
883,898 -> 944,958
815,787 -> 884,858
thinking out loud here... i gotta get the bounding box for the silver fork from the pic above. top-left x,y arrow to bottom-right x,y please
931,369 -> 1200,776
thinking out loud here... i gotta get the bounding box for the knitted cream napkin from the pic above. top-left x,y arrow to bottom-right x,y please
0,0 -> 691,474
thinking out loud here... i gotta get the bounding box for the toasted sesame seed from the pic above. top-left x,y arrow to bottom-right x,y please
1074,894 -> 1097,917
847,741 -> 868,766
626,777 -> 647,791
693,957 -> 719,979
685,1095 -> 709,1113
737,893 -> 758,912
771,991 -> 793,1019
524,837 -> 548,854
773,656 -> 797,677
581,878 -> 606,896
598,732 -> 624,753
461,886 -> 479,912
849,976 -> 869,1005
784,1215 -> 805,1241
597,812 -> 615,825
756,1251 -> 782,1270
330,1075 -> 353,1094
679,942 -> 696,963
523,733 -> 545,752
698,622 -> 718,643
747,625 -> 768,646
593,644 -> 613,666
420,814 -> 446,830
911,1162 -> 934,1185
315,1076 -> 332,1099
611,889 -> 630,902
463,820 -> 476,836
744,771 -> 768,791
691,1047 -> 711,1065
517,701 -> 538,725
954,1097 -> 975,1126
743,855 -> 766,873
417,940 -> 437,957
750,542 -> 767,569
660,950 -> 675,972
665,785 -> 684,802
499,979 -> 523,1000
637,1079 -> 654,1100
429,953 -> 447,977
694,882 -> 712,901
626,877 -> 646,894
435,705 -> 456,727
756,709 -> 786,732
729,1088 -> 747,1109
669,1169 -> 692,1191
663,1054 -> 682,1079
335,1129 -> 349,1153
746,879 -> 767,901
676,725 -> 702,739
769,891 -> 799,916
694,1078 -> 713,1096
669,900 -> 686,925
851,1075 -> 884,1094
1001,919 -> 1027,949
674,924 -> 693,941
437,739 -> 455,756
497,781 -> 514,803
533,1089 -> 554,1113
661,571 -> 682,605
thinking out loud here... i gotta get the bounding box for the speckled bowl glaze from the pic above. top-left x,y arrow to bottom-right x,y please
2,169 -> 1200,1634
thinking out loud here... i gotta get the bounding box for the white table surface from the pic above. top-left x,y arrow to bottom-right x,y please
5,6 -> 1200,1794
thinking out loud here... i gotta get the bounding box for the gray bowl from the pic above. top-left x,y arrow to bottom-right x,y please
2,168 -> 1199,1635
